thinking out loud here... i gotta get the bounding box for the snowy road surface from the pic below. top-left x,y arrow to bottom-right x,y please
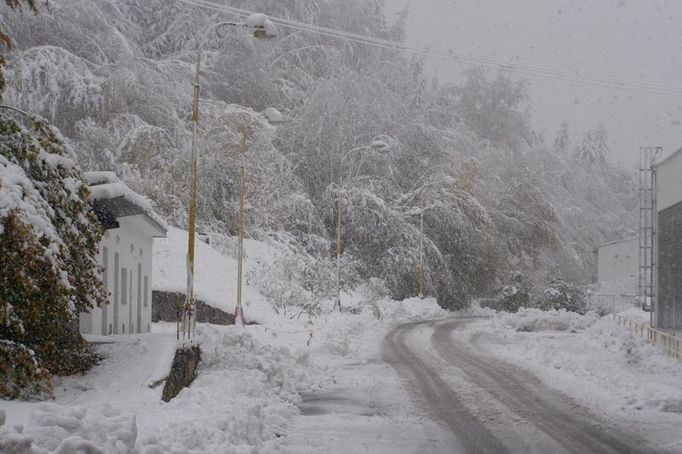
382,317 -> 659,454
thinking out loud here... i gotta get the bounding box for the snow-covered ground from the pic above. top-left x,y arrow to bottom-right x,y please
455,307 -> 682,450
5,225 -> 681,452
1,228 -> 449,453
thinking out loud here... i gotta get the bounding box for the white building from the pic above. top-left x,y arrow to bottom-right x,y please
655,147 -> 682,329
79,172 -> 167,335
595,236 -> 638,294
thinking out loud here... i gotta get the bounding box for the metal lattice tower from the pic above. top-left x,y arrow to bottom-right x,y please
638,146 -> 661,325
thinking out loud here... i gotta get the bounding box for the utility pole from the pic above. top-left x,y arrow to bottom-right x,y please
235,129 -> 248,326
183,17 -> 277,338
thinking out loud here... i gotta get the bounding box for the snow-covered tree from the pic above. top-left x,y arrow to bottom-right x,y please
575,125 -> 608,167
454,67 -> 533,151
554,121 -> 570,153
0,110 -> 106,398
0,0 -> 638,314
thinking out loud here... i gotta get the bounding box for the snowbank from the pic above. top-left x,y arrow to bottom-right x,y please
503,308 -> 600,332
0,403 -> 136,454
468,310 -> 682,417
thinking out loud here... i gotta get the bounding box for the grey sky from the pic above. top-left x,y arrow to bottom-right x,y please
384,0 -> 682,169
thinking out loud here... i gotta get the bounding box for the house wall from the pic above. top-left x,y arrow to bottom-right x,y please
657,149 -> 682,211
596,238 -> 638,294
656,150 -> 682,329
80,216 -> 155,335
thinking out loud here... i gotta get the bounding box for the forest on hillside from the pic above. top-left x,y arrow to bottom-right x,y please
1,0 -> 638,310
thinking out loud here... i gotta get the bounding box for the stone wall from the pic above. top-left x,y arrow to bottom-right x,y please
152,291 -> 234,325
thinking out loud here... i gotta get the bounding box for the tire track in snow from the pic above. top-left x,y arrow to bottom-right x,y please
384,317 -> 661,454
382,319 -> 508,454
432,318 -> 658,453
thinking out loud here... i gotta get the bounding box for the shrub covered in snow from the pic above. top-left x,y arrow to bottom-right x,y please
0,340 -> 51,399
503,308 -> 599,332
539,274 -> 586,313
0,113 -> 106,398
495,271 -> 538,312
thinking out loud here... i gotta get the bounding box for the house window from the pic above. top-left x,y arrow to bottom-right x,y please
144,276 -> 149,307
122,323 -> 125,333
113,252 -> 120,334
109,324 -> 112,335
130,244 -> 135,253
137,263 -> 142,334
101,247 -> 109,336
121,268 -> 128,305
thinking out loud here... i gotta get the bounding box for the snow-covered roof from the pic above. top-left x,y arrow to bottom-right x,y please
84,171 -> 167,237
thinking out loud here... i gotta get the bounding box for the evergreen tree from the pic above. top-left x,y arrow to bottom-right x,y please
575,125 -> 609,167
0,111 -> 106,398
554,122 -> 570,153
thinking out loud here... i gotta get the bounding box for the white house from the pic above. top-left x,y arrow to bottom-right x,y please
655,147 -> 682,329
595,236 -> 638,294
80,172 -> 167,335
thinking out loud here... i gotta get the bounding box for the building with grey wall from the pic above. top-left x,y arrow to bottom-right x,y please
656,147 -> 682,330
595,237 -> 638,294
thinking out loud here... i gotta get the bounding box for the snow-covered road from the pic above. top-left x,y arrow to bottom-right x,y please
383,317 -> 660,454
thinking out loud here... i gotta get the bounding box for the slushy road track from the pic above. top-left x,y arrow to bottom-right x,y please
382,318 -> 658,454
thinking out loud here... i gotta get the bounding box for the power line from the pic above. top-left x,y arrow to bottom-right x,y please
179,0 -> 682,97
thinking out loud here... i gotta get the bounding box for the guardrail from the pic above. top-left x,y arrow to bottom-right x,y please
613,314 -> 681,361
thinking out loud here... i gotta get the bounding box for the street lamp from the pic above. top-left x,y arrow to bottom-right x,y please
234,119 -> 260,327
183,15 -> 278,340
334,140 -> 391,311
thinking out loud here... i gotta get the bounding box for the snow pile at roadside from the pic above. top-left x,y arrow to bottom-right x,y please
135,324 -> 323,453
0,404 -> 136,453
1,323 -> 325,453
377,296 -> 446,321
503,308 -> 599,332
471,310 -> 682,416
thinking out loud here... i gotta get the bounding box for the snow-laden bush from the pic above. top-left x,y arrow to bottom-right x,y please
494,271 -> 538,313
0,340 -> 51,399
539,275 -> 586,313
245,233 -> 361,319
0,112 -> 105,398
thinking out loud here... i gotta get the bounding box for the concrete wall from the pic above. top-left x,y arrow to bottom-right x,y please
596,237 -> 638,293
80,215 -> 155,335
656,149 -> 682,329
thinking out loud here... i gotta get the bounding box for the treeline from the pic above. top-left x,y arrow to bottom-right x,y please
2,0 -> 636,311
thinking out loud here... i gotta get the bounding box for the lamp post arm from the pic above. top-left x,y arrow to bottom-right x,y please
198,21 -> 246,50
